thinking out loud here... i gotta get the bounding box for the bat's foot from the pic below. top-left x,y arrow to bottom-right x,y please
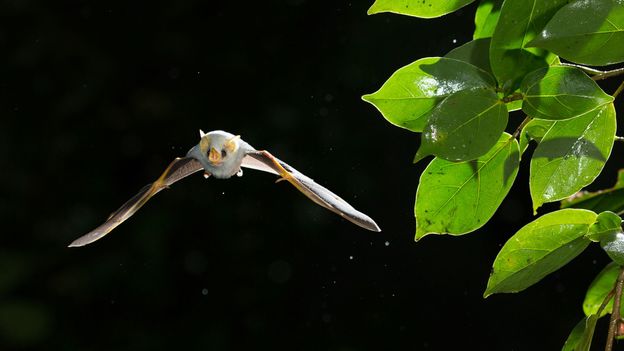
236,169 -> 243,177
203,172 -> 211,179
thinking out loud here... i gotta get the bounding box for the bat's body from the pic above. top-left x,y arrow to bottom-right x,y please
69,130 -> 380,247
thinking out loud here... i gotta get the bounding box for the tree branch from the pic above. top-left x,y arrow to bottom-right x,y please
512,116 -> 532,139
593,68 -> 624,82
606,267 -> 624,351
613,80 -> 624,99
559,62 -> 624,81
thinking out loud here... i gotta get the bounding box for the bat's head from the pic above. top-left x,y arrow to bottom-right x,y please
188,130 -> 247,178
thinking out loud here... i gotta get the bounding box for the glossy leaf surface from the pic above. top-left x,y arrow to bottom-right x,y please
485,209 -> 597,297
563,315 -> 599,351
489,0 -> 567,92
529,103 -> 616,212
363,57 -> 495,132
415,88 -> 507,162
519,119 -> 554,154
520,66 -> 614,120
562,170 -> 624,213
367,0 -> 475,18
415,134 -> 519,240
587,211 -> 622,242
530,0 -> 624,66
583,262 -> 619,317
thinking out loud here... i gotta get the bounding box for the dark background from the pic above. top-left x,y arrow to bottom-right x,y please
2,0 -> 623,350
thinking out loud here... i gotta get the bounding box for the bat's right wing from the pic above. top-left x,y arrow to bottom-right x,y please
242,150 -> 381,232
68,157 -> 204,247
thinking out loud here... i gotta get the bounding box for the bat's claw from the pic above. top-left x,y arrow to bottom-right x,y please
203,172 -> 211,179
236,169 -> 243,177
275,177 -> 287,184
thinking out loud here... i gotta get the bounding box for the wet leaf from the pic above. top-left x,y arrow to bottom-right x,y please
473,0 -> 503,39
414,88 -> 507,162
529,103 -> 616,212
489,0 -> 567,92
445,38 -> 492,75
484,209 -> 597,297
367,0 -> 475,18
415,133 -> 519,240
362,57 -> 495,132
583,262 -> 619,317
562,315 -> 599,351
519,119 -> 555,154
587,211 -> 622,242
588,212 -> 624,264
520,66 -> 614,120
529,0 -> 624,66
562,169 -> 624,213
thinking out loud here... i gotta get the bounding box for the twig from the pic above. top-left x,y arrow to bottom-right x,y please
606,267 -> 624,351
502,92 -> 524,103
512,116 -> 532,139
559,62 -> 624,81
599,289 -> 616,317
593,68 -> 624,81
613,81 -> 624,99
560,62 -> 606,76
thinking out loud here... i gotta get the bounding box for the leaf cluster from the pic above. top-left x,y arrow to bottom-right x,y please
364,0 -> 624,349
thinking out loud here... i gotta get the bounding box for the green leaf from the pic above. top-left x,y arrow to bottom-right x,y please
519,119 -> 555,154
484,209 -> 597,297
601,232 -> 624,265
562,316 -> 599,351
445,38 -> 493,75
367,0 -> 475,18
489,0 -> 568,92
529,0 -> 624,66
562,169 -> 624,213
506,99 -> 522,112
362,57 -> 495,132
414,88 -> 508,162
415,133 -> 519,240
587,211 -> 622,242
583,262 -> 619,317
529,103 -> 616,212
588,211 -> 624,264
474,0 -> 503,39
520,66 -> 614,120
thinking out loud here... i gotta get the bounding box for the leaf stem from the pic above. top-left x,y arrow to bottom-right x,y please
599,289 -> 616,317
559,62 -> 624,81
605,266 -> 624,351
560,62 -> 606,76
502,92 -> 524,103
616,136 -> 624,143
612,80 -> 624,99
593,68 -> 624,82
512,116 -> 532,139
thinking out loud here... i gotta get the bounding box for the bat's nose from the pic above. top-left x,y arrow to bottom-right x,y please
209,147 -> 222,164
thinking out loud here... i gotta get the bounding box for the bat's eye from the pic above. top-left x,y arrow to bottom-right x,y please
221,149 -> 227,158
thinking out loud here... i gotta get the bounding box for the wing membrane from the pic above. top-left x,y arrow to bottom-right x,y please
243,151 -> 380,232
69,157 -> 203,247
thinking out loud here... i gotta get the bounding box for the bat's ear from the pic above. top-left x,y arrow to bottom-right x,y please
224,135 -> 241,153
199,129 -> 206,138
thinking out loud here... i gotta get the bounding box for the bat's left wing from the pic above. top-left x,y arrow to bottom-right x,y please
69,157 -> 204,247
241,150 -> 381,232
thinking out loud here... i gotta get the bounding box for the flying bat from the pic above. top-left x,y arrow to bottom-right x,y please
68,130 -> 381,247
